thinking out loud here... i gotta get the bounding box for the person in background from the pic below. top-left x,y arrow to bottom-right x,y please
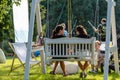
75,25 -> 90,78
50,24 -> 68,76
59,23 -> 68,36
89,40 -> 101,73
35,32 -> 43,46
32,32 -> 43,57
94,18 -> 106,41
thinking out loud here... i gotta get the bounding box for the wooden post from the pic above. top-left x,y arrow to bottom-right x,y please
36,0 -> 42,34
67,0 -> 72,38
40,47 -> 46,73
111,1 -> 119,73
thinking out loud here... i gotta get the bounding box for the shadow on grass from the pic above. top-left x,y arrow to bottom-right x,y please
109,72 -> 120,80
31,73 -> 97,80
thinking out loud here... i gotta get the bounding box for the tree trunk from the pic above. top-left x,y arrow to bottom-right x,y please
0,42 -> 3,49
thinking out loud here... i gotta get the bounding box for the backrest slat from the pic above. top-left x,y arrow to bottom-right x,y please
62,44 -> 64,55
60,44 -> 61,55
56,44 -> 57,56
65,44 -> 67,56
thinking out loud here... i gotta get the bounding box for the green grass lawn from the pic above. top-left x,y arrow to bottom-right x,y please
0,57 -> 120,80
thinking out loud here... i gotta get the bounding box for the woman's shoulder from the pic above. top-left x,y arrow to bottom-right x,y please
75,34 -> 90,38
58,35 -> 66,38
86,35 -> 90,38
53,35 -> 65,39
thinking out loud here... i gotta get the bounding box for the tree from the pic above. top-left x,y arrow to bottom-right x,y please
0,0 -> 13,48
47,0 -> 100,36
116,0 -> 120,34
46,0 -> 120,37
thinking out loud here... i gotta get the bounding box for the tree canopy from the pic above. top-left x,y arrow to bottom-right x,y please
0,0 -> 120,42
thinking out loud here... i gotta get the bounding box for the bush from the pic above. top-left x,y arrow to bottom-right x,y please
2,40 -> 13,54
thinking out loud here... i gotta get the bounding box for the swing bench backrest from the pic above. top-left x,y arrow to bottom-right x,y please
44,37 -> 96,65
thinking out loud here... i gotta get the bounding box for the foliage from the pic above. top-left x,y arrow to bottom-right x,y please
0,0 -> 11,42
0,0 -> 120,39
28,0 -> 46,40
0,0 -> 120,52
0,0 -> 14,51
46,0 -> 120,37
12,0 -> 21,6
46,0 -> 105,36
116,0 -> 120,34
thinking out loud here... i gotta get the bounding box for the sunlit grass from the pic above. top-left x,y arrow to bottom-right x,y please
0,57 -> 120,80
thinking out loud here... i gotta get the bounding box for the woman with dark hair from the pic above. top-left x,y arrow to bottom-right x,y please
75,25 -> 90,78
76,25 -> 89,38
50,24 -> 68,76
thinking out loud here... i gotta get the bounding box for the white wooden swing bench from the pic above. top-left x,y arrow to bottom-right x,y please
43,37 -> 96,70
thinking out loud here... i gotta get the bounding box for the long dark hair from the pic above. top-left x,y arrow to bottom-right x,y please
76,25 -> 88,35
51,25 -> 64,38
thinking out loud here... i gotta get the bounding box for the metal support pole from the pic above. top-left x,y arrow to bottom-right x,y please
104,0 -> 112,80
24,0 -> 37,80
